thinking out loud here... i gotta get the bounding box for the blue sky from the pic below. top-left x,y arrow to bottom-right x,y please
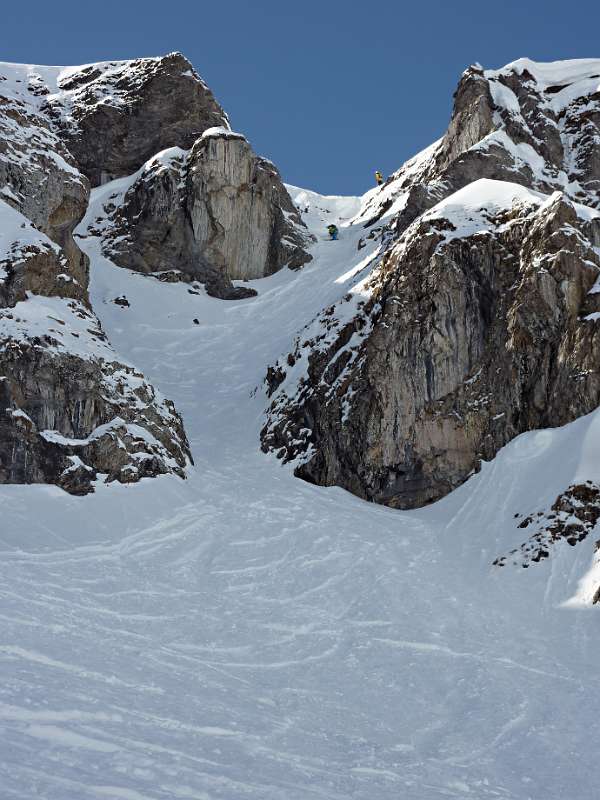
4,0 -> 600,194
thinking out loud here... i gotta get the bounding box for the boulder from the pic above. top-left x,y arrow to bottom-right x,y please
95,130 -> 313,299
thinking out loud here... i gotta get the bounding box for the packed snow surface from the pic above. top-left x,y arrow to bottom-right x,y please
2,175 -> 600,800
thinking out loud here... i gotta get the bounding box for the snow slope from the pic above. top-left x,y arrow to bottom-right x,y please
2,179 -> 600,799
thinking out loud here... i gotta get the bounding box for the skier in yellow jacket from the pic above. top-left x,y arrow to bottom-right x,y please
375,170 -> 384,186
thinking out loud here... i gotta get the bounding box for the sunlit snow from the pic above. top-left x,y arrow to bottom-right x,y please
1,171 -> 600,799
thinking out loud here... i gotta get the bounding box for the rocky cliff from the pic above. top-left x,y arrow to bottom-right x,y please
90,128 -> 312,299
45,52 -> 230,187
357,58 -> 600,233
0,52 -> 309,493
262,58 -> 600,509
0,58 -> 199,494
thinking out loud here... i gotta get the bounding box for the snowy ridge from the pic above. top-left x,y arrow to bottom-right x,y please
421,178 -> 600,243
336,57 -> 600,248
485,56 -> 600,92
350,138 -> 443,227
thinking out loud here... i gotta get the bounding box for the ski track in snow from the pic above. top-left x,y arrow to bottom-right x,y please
1,183 -> 600,799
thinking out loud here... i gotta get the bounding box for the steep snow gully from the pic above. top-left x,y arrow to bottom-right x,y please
3,65 -> 600,800
1,180 -> 600,800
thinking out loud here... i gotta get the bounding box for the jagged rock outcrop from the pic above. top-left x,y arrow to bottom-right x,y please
0,59 -> 193,494
0,51 -> 313,491
92,129 -> 313,298
262,58 -> 600,509
0,63 -> 89,281
494,482 -> 600,569
263,178 -> 600,508
357,58 -> 600,234
0,202 -> 82,307
0,326 -> 189,495
45,52 -> 230,186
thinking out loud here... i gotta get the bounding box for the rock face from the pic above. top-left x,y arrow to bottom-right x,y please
45,52 -> 229,187
0,196 -> 191,495
0,52 -> 314,492
357,58 -> 600,234
0,63 -> 89,282
0,323 -> 190,495
0,58 -> 208,494
262,58 -> 600,509
91,130 -> 312,299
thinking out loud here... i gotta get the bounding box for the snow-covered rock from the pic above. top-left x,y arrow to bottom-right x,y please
0,60 -> 89,277
88,133 -> 313,299
0,291 -> 191,494
356,58 -> 600,235
43,52 -> 230,186
262,58 -> 600,510
0,58 -> 196,494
